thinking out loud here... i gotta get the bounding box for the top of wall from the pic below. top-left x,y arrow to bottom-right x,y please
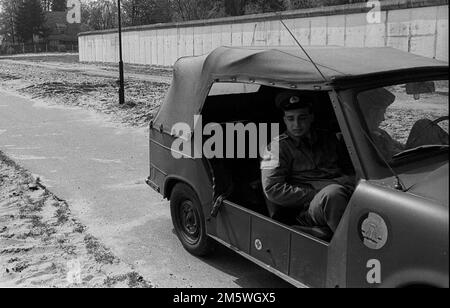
78,0 -> 448,37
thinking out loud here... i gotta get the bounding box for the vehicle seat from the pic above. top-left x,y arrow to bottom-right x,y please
291,225 -> 333,242
263,194 -> 294,222
264,194 -> 333,242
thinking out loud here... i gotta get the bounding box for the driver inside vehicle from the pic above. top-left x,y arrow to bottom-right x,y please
261,91 -> 355,232
358,88 -> 449,160
358,88 -> 403,159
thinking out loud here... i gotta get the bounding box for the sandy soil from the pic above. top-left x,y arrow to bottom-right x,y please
0,150 -> 153,288
0,56 -> 170,128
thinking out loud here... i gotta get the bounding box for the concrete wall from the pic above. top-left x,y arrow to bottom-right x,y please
78,0 -> 449,66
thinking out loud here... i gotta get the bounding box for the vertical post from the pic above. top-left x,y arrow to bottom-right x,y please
117,0 -> 125,105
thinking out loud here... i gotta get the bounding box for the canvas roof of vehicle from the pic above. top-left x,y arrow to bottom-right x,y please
153,46 -> 448,130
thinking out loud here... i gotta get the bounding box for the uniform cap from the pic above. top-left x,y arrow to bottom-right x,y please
275,91 -> 312,111
358,88 -> 396,110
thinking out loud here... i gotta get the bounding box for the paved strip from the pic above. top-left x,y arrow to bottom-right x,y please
0,91 -> 290,288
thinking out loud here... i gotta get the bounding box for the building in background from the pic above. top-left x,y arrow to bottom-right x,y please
44,11 -> 83,51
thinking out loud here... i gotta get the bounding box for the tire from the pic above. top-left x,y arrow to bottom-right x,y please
170,183 -> 214,257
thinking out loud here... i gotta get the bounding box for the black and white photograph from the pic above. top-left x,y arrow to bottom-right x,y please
0,0 -> 448,291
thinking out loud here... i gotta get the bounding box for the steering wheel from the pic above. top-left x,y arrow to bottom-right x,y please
433,116 -> 449,126
405,116 -> 449,149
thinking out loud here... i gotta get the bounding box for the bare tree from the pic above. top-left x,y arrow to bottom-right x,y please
83,0 -> 118,30
170,0 -> 222,21
122,0 -> 170,26
66,0 -> 371,33
15,0 -> 47,43
244,0 -> 285,14
224,0 -> 247,16
0,0 -> 21,43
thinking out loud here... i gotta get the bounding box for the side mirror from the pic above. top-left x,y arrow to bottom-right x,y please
406,81 -> 436,100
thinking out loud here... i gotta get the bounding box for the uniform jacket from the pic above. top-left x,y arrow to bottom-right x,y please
261,129 -> 354,210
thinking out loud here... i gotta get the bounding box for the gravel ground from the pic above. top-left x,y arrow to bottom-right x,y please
0,55 -> 171,128
0,151 -> 153,288
0,53 -> 80,64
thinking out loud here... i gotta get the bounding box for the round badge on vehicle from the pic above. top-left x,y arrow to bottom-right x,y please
254,239 -> 263,251
360,212 -> 388,250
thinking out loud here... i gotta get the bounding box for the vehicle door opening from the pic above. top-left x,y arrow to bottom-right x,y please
201,82 -> 356,241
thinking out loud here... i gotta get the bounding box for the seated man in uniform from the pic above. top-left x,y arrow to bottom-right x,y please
358,88 -> 403,159
261,91 -> 354,232
359,88 -> 448,160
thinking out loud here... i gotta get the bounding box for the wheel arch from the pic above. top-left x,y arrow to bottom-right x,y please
164,176 -> 200,201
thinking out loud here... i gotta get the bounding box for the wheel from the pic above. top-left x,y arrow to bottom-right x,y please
170,183 -> 214,257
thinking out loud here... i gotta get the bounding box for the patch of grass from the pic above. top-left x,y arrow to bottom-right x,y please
0,72 -> 20,81
30,215 -> 44,228
84,235 -> 116,265
0,151 -> 32,179
7,257 -> 19,263
16,215 -> 57,239
61,244 -> 77,255
0,246 -> 33,254
0,174 -> 8,185
54,206 -> 69,225
21,81 -> 114,97
12,261 -> 30,273
104,271 -> 153,288
73,222 -> 86,234
21,196 -> 46,214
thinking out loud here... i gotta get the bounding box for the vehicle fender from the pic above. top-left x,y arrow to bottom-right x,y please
164,175 -> 200,201
381,268 -> 448,288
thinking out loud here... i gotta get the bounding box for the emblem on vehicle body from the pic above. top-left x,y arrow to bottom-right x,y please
361,213 -> 388,250
289,96 -> 300,104
254,239 -> 263,251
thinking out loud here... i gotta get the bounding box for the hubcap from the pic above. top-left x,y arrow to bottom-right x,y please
179,200 -> 200,244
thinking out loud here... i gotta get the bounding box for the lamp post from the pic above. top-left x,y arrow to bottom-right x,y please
117,0 -> 125,105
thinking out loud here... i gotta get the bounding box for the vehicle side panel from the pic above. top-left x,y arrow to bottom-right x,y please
290,233 -> 328,288
212,200 -> 329,288
149,128 -> 214,212
211,202 -> 251,253
345,181 -> 449,288
251,216 -> 291,275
